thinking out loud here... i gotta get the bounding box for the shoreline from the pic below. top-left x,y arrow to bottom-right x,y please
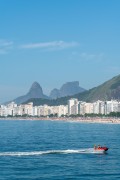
0,117 -> 120,124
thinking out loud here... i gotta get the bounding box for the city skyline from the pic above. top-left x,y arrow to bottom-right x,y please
0,0 -> 120,103
0,98 -> 119,117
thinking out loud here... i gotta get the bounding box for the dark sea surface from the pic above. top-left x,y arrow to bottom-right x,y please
0,120 -> 120,180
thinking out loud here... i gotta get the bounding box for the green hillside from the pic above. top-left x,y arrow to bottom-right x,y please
23,96 -> 71,106
74,74 -> 120,102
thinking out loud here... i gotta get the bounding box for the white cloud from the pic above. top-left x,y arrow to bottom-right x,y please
0,40 -> 13,54
20,41 -> 79,50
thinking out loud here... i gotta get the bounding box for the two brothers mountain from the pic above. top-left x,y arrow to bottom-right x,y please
9,74 -> 120,105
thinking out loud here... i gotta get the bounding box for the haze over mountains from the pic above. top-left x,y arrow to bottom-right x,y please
9,74 -> 120,105
24,74 -> 120,106
13,81 -> 86,104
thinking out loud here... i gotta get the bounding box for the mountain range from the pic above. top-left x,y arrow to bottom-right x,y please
9,74 -> 120,105
23,74 -> 120,106
13,81 -> 86,104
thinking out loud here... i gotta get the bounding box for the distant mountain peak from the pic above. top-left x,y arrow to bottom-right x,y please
30,81 -> 41,88
10,80 -> 87,104
13,81 -> 49,104
50,88 -> 60,99
50,81 -> 86,99
28,81 -> 43,97
29,81 -> 43,93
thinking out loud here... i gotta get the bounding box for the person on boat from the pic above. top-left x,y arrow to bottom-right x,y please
94,145 -> 108,151
94,145 -> 101,150
97,145 -> 101,149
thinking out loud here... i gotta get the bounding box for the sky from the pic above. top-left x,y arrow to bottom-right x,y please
0,0 -> 120,103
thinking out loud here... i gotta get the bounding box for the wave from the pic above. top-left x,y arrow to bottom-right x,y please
0,148 -> 106,157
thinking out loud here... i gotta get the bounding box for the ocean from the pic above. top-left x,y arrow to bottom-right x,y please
0,120 -> 120,180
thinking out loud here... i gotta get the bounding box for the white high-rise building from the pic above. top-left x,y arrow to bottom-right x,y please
68,99 -> 78,115
104,100 -> 119,114
6,102 -> 17,116
33,106 -> 38,116
0,105 -> 7,117
99,101 -> 105,114
50,106 -> 59,116
84,103 -> 93,114
58,105 -> 68,117
78,101 -> 86,115
37,105 -> 50,116
18,102 -> 33,116
93,100 -> 105,114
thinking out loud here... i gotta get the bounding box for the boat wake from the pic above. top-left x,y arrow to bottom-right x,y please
0,148 -> 106,157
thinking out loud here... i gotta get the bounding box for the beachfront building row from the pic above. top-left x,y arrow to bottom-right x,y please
0,102 -> 68,117
68,99 -> 120,115
0,99 -> 120,117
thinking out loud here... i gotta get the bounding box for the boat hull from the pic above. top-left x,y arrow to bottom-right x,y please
94,146 -> 109,153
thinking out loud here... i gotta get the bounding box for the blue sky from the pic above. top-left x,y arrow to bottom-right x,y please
0,0 -> 120,103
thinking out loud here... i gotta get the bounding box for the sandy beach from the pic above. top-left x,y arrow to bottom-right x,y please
0,117 -> 120,124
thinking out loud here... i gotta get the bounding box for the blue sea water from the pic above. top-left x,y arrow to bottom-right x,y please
0,120 -> 120,180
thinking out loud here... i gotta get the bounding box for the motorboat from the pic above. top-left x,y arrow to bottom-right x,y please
94,145 -> 108,153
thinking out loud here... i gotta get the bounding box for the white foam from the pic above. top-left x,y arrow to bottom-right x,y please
0,148 -> 105,157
